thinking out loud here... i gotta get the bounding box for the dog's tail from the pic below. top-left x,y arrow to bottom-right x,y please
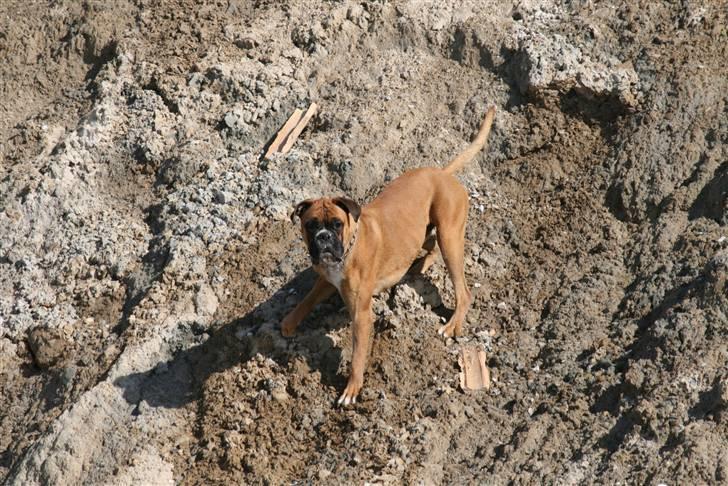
443,106 -> 496,174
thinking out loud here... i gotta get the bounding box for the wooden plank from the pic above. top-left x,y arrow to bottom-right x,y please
264,108 -> 303,159
279,103 -> 318,154
458,347 -> 490,391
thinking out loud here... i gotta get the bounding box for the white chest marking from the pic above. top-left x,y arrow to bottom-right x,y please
321,263 -> 344,291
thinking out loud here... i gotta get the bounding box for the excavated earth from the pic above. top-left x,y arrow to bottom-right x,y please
1,0 -> 727,484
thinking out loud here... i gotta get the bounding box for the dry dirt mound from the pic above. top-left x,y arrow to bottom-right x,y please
1,0 -> 726,484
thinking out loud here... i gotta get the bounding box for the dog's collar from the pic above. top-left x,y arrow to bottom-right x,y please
342,222 -> 359,261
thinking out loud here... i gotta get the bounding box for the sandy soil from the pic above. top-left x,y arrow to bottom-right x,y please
1,0 -> 726,484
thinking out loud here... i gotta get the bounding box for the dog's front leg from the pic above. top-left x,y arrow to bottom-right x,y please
338,292 -> 374,406
281,277 -> 336,337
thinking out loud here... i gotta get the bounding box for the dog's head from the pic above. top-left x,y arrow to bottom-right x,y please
291,197 -> 361,265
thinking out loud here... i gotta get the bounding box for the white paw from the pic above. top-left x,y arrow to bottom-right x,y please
337,393 -> 357,406
438,324 -> 452,337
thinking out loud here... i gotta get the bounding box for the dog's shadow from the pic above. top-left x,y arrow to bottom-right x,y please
113,257 -> 449,411
113,268 -> 350,410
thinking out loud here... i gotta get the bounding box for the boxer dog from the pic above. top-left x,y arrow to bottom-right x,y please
283,107 -> 496,405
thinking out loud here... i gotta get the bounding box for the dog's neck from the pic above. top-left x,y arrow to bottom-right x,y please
342,221 -> 359,261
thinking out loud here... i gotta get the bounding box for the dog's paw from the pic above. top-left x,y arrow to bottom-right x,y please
280,317 -> 298,337
337,379 -> 362,406
437,322 -> 462,338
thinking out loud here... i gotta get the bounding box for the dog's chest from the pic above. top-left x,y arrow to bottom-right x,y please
320,263 -> 344,291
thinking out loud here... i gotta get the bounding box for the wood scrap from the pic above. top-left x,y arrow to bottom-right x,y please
279,103 -> 318,154
458,347 -> 490,392
263,103 -> 318,158
263,108 -> 303,159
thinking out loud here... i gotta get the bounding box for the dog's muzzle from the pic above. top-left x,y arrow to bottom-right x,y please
312,229 -> 343,264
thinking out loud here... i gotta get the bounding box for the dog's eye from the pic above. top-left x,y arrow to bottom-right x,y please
331,219 -> 343,231
305,219 -> 319,231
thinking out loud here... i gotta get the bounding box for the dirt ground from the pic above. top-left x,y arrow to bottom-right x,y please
1,0 -> 727,484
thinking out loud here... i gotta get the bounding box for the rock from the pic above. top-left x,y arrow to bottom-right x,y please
392,283 -> 422,313
234,37 -> 258,49
223,111 -> 238,128
194,284 -> 219,319
27,327 -> 69,369
514,31 -> 638,108
271,388 -> 289,403
212,189 -> 226,204
0,337 -> 20,370
409,278 -> 443,308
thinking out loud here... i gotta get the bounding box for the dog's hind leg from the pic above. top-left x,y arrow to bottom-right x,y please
409,226 -> 439,274
433,195 -> 471,337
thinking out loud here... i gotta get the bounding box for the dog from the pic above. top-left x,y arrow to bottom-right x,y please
282,107 -> 496,405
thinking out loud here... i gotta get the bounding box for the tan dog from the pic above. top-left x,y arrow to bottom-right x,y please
283,107 -> 496,405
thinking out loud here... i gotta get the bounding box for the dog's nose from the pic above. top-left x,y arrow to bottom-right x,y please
316,230 -> 333,243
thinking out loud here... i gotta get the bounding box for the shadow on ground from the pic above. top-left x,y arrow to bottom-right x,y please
113,258 -> 449,411
113,268 -> 349,410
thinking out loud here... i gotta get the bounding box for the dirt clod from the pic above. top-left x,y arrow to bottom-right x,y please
27,328 -> 69,370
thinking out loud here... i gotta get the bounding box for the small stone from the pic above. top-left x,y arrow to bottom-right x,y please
195,284 -> 219,318
213,189 -> 226,204
234,37 -> 257,49
717,379 -> 728,406
27,327 -> 69,369
224,111 -> 238,129
61,366 -> 77,386
271,388 -> 289,403
137,400 -> 151,415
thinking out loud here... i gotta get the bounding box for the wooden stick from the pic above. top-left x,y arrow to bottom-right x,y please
264,108 -> 303,159
279,103 -> 318,154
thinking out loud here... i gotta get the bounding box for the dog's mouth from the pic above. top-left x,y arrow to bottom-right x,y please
309,233 -> 344,266
319,250 -> 342,265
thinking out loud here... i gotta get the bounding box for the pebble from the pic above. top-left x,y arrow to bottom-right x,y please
213,189 -> 226,204
224,112 -> 237,128
271,388 -> 289,403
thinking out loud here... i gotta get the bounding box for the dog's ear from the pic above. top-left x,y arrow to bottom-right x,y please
291,199 -> 314,223
333,196 -> 361,222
